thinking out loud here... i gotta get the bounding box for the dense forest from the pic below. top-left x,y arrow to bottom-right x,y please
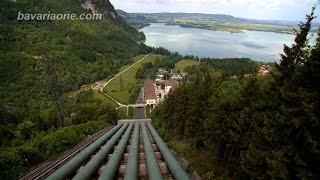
200,58 -> 260,76
0,0 -> 144,178
152,9 -> 320,179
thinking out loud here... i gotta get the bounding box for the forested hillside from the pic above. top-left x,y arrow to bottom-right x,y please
152,9 -> 320,179
0,0 -> 144,178
116,9 -> 152,29
199,58 -> 260,75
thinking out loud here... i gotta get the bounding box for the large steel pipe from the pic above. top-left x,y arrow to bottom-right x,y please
124,123 -> 140,180
98,123 -> 134,180
141,123 -> 163,180
147,123 -> 190,180
46,124 -> 122,180
72,123 -> 129,180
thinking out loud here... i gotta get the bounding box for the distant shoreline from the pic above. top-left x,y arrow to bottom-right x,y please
118,10 -> 319,35
142,23 -> 295,35
162,22 -> 295,35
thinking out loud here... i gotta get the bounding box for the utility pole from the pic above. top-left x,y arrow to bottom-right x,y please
119,76 -> 124,92
45,56 -> 67,127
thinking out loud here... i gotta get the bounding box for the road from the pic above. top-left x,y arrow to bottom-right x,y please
133,87 -> 146,119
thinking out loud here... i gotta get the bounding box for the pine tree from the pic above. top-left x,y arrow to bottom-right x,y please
267,7 -> 320,178
274,6 -> 316,85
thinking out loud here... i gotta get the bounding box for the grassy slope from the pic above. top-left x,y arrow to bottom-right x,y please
92,90 -> 131,119
174,59 -> 200,72
104,54 -> 160,104
92,90 -> 117,107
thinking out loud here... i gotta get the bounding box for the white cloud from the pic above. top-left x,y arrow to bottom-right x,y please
110,0 -> 319,21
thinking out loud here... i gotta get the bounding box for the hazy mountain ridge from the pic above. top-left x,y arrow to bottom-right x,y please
117,11 -> 296,24
117,10 -> 319,32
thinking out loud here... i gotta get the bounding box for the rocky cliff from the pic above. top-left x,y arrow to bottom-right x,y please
80,0 -> 145,41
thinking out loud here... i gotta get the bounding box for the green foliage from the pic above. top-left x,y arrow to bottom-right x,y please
153,47 -> 172,56
0,119 -> 108,179
168,141 -> 196,157
117,10 -> 152,30
135,62 -> 154,80
0,88 -> 118,178
138,43 -> 153,54
275,6 -> 316,85
0,0 -> 141,177
200,57 -> 259,75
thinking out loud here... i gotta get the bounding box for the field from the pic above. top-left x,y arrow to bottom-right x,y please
174,59 -> 200,72
104,54 -> 161,104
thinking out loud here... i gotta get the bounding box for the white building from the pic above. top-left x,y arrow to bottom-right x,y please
165,79 -> 178,94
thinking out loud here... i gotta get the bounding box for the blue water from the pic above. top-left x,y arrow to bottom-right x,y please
141,23 -> 300,62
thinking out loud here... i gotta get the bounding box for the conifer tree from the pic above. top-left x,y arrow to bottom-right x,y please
274,6 -> 316,85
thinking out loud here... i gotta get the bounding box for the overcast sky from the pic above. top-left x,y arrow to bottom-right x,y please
110,0 -> 320,22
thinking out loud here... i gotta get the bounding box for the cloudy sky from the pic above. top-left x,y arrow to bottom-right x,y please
110,0 -> 320,22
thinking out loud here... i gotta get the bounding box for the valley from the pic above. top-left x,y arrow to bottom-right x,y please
0,0 -> 319,179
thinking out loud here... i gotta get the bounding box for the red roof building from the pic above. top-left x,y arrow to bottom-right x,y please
144,80 -> 157,105
165,79 -> 178,87
165,79 -> 178,94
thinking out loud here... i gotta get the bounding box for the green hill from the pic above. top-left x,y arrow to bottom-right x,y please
0,0 -> 145,178
174,59 -> 200,72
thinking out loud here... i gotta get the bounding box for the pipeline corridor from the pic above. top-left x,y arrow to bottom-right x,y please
46,122 -> 190,180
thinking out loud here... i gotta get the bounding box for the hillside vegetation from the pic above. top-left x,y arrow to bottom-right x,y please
0,0 -> 144,178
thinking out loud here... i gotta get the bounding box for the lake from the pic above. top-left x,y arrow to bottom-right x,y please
141,23 -> 297,62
